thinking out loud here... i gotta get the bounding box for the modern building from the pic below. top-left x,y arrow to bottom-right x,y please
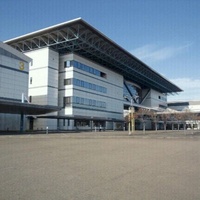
168,101 -> 200,112
0,41 -> 31,131
0,41 -> 60,131
5,18 -> 182,131
168,101 -> 200,130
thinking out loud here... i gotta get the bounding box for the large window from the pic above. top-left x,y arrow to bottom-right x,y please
64,60 -> 106,78
123,81 -> 140,103
75,119 -> 90,127
63,96 -> 106,108
73,78 -> 107,93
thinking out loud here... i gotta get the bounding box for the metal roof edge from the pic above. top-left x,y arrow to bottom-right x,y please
0,41 -> 32,63
4,17 -> 82,44
4,17 -> 182,93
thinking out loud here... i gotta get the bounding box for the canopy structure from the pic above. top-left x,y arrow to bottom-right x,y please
0,99 -> 61,115
5,18 -> 182,94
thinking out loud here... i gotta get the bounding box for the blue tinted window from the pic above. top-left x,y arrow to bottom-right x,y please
92,100 -> 96,106
76,97 -> 80,104
74,61 -> 78,68
84,82 -> 89,88
92,84 -> 96,90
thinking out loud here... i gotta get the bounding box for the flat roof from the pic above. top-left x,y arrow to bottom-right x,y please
5,18 -> 182,93
0,99 -> 61,115
0,41 -> 31,63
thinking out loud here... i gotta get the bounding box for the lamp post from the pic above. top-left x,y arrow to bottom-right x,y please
131,106 -> 135,133
128,107 -> 131,135
128,99 -> 135,135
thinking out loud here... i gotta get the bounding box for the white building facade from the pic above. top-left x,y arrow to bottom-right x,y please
5,18 -> 182,131
0,42 -> 31,131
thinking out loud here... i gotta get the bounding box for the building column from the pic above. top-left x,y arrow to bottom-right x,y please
20,113 -> 24,132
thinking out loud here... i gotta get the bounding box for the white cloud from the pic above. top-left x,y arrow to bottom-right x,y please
130,43 -> 192,63
168,78 -> 200,101
130,43 -> 197,102
170,78 -> 200,90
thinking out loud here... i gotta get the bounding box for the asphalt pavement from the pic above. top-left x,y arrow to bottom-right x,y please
0,131 -> 200,200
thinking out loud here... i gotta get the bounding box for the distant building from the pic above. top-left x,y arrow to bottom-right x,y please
168,101 -> 200,112
168,101 -> 200,130
5,18 -> 182,131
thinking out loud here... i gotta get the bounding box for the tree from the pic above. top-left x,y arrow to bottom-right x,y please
159,113 -> 170,131
135,108 -> 151,133
185,110 -> 198,133
149,110 -> 158,131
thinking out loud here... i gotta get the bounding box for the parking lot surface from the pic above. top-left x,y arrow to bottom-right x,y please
1,131 -> 200,200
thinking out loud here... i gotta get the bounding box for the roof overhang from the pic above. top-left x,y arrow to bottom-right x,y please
4,18 -> 182,94
0,99 -> 61,115
36,115 -> 124,122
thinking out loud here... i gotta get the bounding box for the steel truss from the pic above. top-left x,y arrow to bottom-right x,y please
6,19 -> 182,94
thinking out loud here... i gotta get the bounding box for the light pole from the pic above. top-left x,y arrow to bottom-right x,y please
131,106 -> 135,133
128,99 -> 135,135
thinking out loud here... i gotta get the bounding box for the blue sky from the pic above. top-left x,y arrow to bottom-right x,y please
1,0 -> 200,102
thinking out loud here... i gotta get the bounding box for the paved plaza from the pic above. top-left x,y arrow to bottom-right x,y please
1,131 -> 200,200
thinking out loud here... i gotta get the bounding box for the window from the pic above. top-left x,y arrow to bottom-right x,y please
89,67 -> 94,74
92,84 -> 96,90
100,72 -> 107,78
92,100 -> 96,106
84,82 -> 89,88
94,69 -> 99,75
29,96 -> 32,103
75,119 -> 90,127
73,61 -> 78,68
64,79 -> 72,85
30,77 -> 32,84
63,97 -> 71,107
64,60 -> 71,68
76,97 -> 80,104
65,60 -> 106,78
81,98 -> 84,104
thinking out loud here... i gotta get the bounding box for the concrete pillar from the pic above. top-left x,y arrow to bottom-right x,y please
20,113 -> 24,132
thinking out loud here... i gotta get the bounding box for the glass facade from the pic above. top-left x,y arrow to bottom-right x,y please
123,81 -> 139,103
63,96 -> 106,108
64,78 -> 107,93
64,60 -> 106,78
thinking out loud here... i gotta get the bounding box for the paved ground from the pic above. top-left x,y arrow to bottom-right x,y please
1,131 -> 200,200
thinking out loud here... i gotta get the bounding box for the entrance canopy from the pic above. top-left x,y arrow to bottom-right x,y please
0,99 -> 61,115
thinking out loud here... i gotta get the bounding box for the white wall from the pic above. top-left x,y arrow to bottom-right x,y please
25,48 -> 59,130
0,53 -> 29,100
25,47 -> 59,106
142,89 -> 167,109
0,45 -> 30,131
59,53 -> 124,128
